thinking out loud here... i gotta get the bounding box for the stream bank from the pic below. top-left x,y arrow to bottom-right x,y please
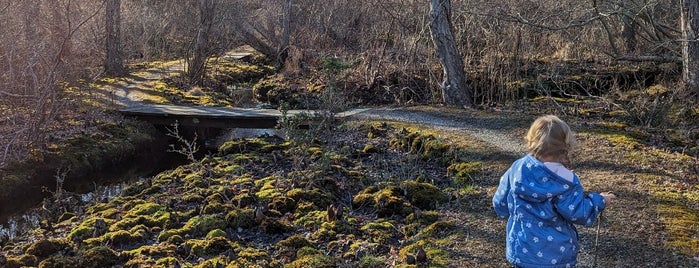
0,120 -> 180,226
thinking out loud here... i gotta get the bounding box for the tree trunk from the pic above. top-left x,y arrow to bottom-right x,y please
188,0 -> 215,85
620,3 -> 636,54
682,0 -> 699,96
278,0 -> 292,61
428,0 -> 472,108
105,0 -> 125,76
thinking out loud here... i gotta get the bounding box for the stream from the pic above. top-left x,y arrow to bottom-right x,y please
0,127 -> 280,241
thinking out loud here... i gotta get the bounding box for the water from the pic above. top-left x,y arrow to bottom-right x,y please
0,178 -> 140,240
0,127 -> 278,242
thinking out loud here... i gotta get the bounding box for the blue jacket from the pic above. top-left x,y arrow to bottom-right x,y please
493,154 -> 606,268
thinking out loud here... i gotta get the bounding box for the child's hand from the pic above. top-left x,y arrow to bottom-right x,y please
600,192 -> 616,204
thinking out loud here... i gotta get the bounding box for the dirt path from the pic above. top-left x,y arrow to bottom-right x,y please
344,107 -> 528,156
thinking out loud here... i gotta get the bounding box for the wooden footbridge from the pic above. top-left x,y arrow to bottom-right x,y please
119,104 -> 317,128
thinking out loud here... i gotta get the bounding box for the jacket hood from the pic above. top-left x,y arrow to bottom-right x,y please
511,154 -> 575,202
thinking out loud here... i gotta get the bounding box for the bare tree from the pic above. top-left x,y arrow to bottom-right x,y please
278,0 -> 292,64
682,0 -> 699,96
429,0 -> 472,108
188,0 -> 215,85
105,0 -> 125,76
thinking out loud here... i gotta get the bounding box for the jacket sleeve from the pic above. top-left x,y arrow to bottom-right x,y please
554,183 -> 606,227
492,170 -> 511,218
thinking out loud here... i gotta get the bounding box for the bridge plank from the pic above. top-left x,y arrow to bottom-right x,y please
119,104 -> 317,128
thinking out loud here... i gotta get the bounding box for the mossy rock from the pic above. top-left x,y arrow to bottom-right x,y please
312,220 -> 354,241
80,246 -> 121,268
275,234 -> 314,258
447,162 -> 482,186
120,180 -> 149,197
105,230 -> 141,247
206,229 -> 228,239
261,218 -> 293,234
218,138 -> 272,155
366,122 -> 390,139
269,195 -> 297,213
185,237 -> 233,257
38,255 -> 79,268
358,254 -> 386,268
287,246 -> 337,268
353,185 -> 413,217
342,239 -> 378,259
69,217 -> 109,242
225,208 -> 257,229
401,180 -> 448,210
201,202 -> 231,214
286,188 -> 333,210
25,239 -> 67,259
398,242 -> 448,267
110,210 -> 171,231
405,210 -> 441,226
416,220 -> 459,238
361,220 -> 401,244
186,215 -> 228,236
233,191 -> 258,207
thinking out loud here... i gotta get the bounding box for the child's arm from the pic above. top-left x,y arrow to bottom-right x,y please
554,183 -> 606,226
492,172 -> 511,218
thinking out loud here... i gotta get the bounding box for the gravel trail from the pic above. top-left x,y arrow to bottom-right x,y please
343,107 -> 528,155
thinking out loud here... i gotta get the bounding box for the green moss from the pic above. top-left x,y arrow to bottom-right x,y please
286,188 -> 333,210
401,180 -> 449,210
601,133 -> 643,149
276,234 -> 313,250
218,138 -> 271,155
57,212 -> 77,222
69,217 -> 109,242
269,195 -> 297,213
358,255 -> 385,268
292,210 -> 325,228
389,129 -> 450,159
187,215 -> 228,236
25,239 -> 66,258
416,220 -> 459,238
398,242 -> 448,268
225,208 -> 257,229
447,162 -> 482,186
238,247 -> 271,260
155,257 -> 179,267
206,229 -> 227,239
157,230 -> 177,243
344,240 -> 380,259
80,246 -> 121,268
105,229 -> 140,246
405,210 -> 441,225
287,247 -> 337,268
353,185 -> 413,217
361,220 -> 400,244
185,237 -> 233,257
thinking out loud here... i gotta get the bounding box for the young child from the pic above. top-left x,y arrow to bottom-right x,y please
492,115 -> 614,268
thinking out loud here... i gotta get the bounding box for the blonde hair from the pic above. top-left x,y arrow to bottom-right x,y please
525,115 -> 576,167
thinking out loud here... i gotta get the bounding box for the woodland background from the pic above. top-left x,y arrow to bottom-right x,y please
0,0 -> 697,165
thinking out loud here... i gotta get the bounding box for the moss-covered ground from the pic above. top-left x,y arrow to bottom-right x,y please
1,112 -> 697,267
